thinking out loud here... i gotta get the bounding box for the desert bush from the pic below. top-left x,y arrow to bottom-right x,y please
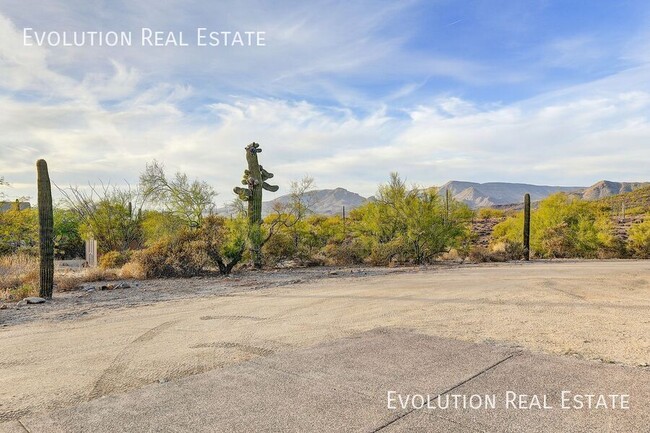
99,250 -> 130,269
0,208 -> 38,255
628,219 -> 650,258
467,246 -> 506,263
120,261 -> 146,279
200,215 -> 247,274
504,240 -> 525,260
492,193 -> 616,258
321,239 -> 369,265
131,230 -> 208,278
352,173 -> 472,265
54,272 -> 84,291
476,208 -> 505,219
263,231 -> 297,265
491,241 -> 525,260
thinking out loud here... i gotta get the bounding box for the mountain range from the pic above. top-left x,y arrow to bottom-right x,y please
217,180 -> 649,216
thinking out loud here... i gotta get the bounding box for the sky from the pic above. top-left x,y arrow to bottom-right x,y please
1,0 -> 649,205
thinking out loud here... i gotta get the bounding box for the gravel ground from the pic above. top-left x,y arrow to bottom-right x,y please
1,260 -> 648,422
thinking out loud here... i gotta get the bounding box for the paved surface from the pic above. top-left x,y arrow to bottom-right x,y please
4,329 -> 648,433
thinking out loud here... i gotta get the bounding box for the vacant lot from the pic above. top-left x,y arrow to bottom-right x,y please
1,261 -> 649,422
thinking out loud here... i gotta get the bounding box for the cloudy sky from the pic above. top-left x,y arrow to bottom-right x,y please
1,0 -> 649,205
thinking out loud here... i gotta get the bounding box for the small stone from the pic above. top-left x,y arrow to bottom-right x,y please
25,297 -> 46,304
0,303 -> 7,310
329,270 -> 338,276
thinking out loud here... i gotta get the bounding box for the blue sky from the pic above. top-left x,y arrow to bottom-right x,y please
1,0 -> 650,204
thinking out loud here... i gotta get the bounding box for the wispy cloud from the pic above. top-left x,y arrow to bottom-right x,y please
1,1 -> 650,203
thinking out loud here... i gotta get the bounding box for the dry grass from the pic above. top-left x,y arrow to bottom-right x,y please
120,261 -> 146,279
0,254 -> 39,301
0,253 -> 123,302
55,267 -> 121,292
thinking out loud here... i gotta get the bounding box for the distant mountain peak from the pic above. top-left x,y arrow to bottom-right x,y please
262,187 -> 368,216
439,180 -> 649,208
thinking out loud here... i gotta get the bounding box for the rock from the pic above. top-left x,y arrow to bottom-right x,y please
0,303 -> 7,310
329,270 -> 338,275
25,297 -> 46,304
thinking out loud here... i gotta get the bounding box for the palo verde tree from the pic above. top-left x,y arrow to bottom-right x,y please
233,142 -> 279,268
355,173 -> 472,265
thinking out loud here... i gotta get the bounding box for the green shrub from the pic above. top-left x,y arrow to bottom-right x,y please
262,231 -> 297,265
628,219 -> 650,258
476,208 -> 505,219
492,193 -> 616,258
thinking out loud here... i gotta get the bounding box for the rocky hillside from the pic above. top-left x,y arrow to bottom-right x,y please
438,181 -> 581,209
261,187 -> 369,216
441,180 -> 650,209
593,184 -> 650,211
579,181 -> 650,201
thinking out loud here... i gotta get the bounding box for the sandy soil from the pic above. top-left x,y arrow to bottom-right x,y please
1,261 -> 649,422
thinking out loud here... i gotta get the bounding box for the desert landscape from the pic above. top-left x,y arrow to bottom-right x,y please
3,1 -> 650,431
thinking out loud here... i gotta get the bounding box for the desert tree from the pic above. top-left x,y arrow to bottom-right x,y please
58,181 -> 144,253
266,175 -> 316,248
355,172 -> 472,265
140,160 -> 217,229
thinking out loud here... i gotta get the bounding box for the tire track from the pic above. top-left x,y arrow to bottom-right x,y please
87,320 -> 179,400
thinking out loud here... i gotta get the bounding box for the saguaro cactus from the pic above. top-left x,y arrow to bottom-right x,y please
233,142 -> 278,268
37,159 -> 54,299
523,193 -> 531,261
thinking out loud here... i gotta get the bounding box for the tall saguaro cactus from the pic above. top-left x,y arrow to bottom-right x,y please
233,142 -> 279,268
523,193 -> 531,261
37,159 -> 54,299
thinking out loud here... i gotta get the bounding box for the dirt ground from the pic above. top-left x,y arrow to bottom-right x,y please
1,260 -> 649,422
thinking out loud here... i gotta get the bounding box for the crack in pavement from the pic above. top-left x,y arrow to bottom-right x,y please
370,352 -> 519,433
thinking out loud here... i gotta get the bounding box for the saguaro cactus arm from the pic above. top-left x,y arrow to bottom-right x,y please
233,187 -> 252,201
263,182 -> 279,192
